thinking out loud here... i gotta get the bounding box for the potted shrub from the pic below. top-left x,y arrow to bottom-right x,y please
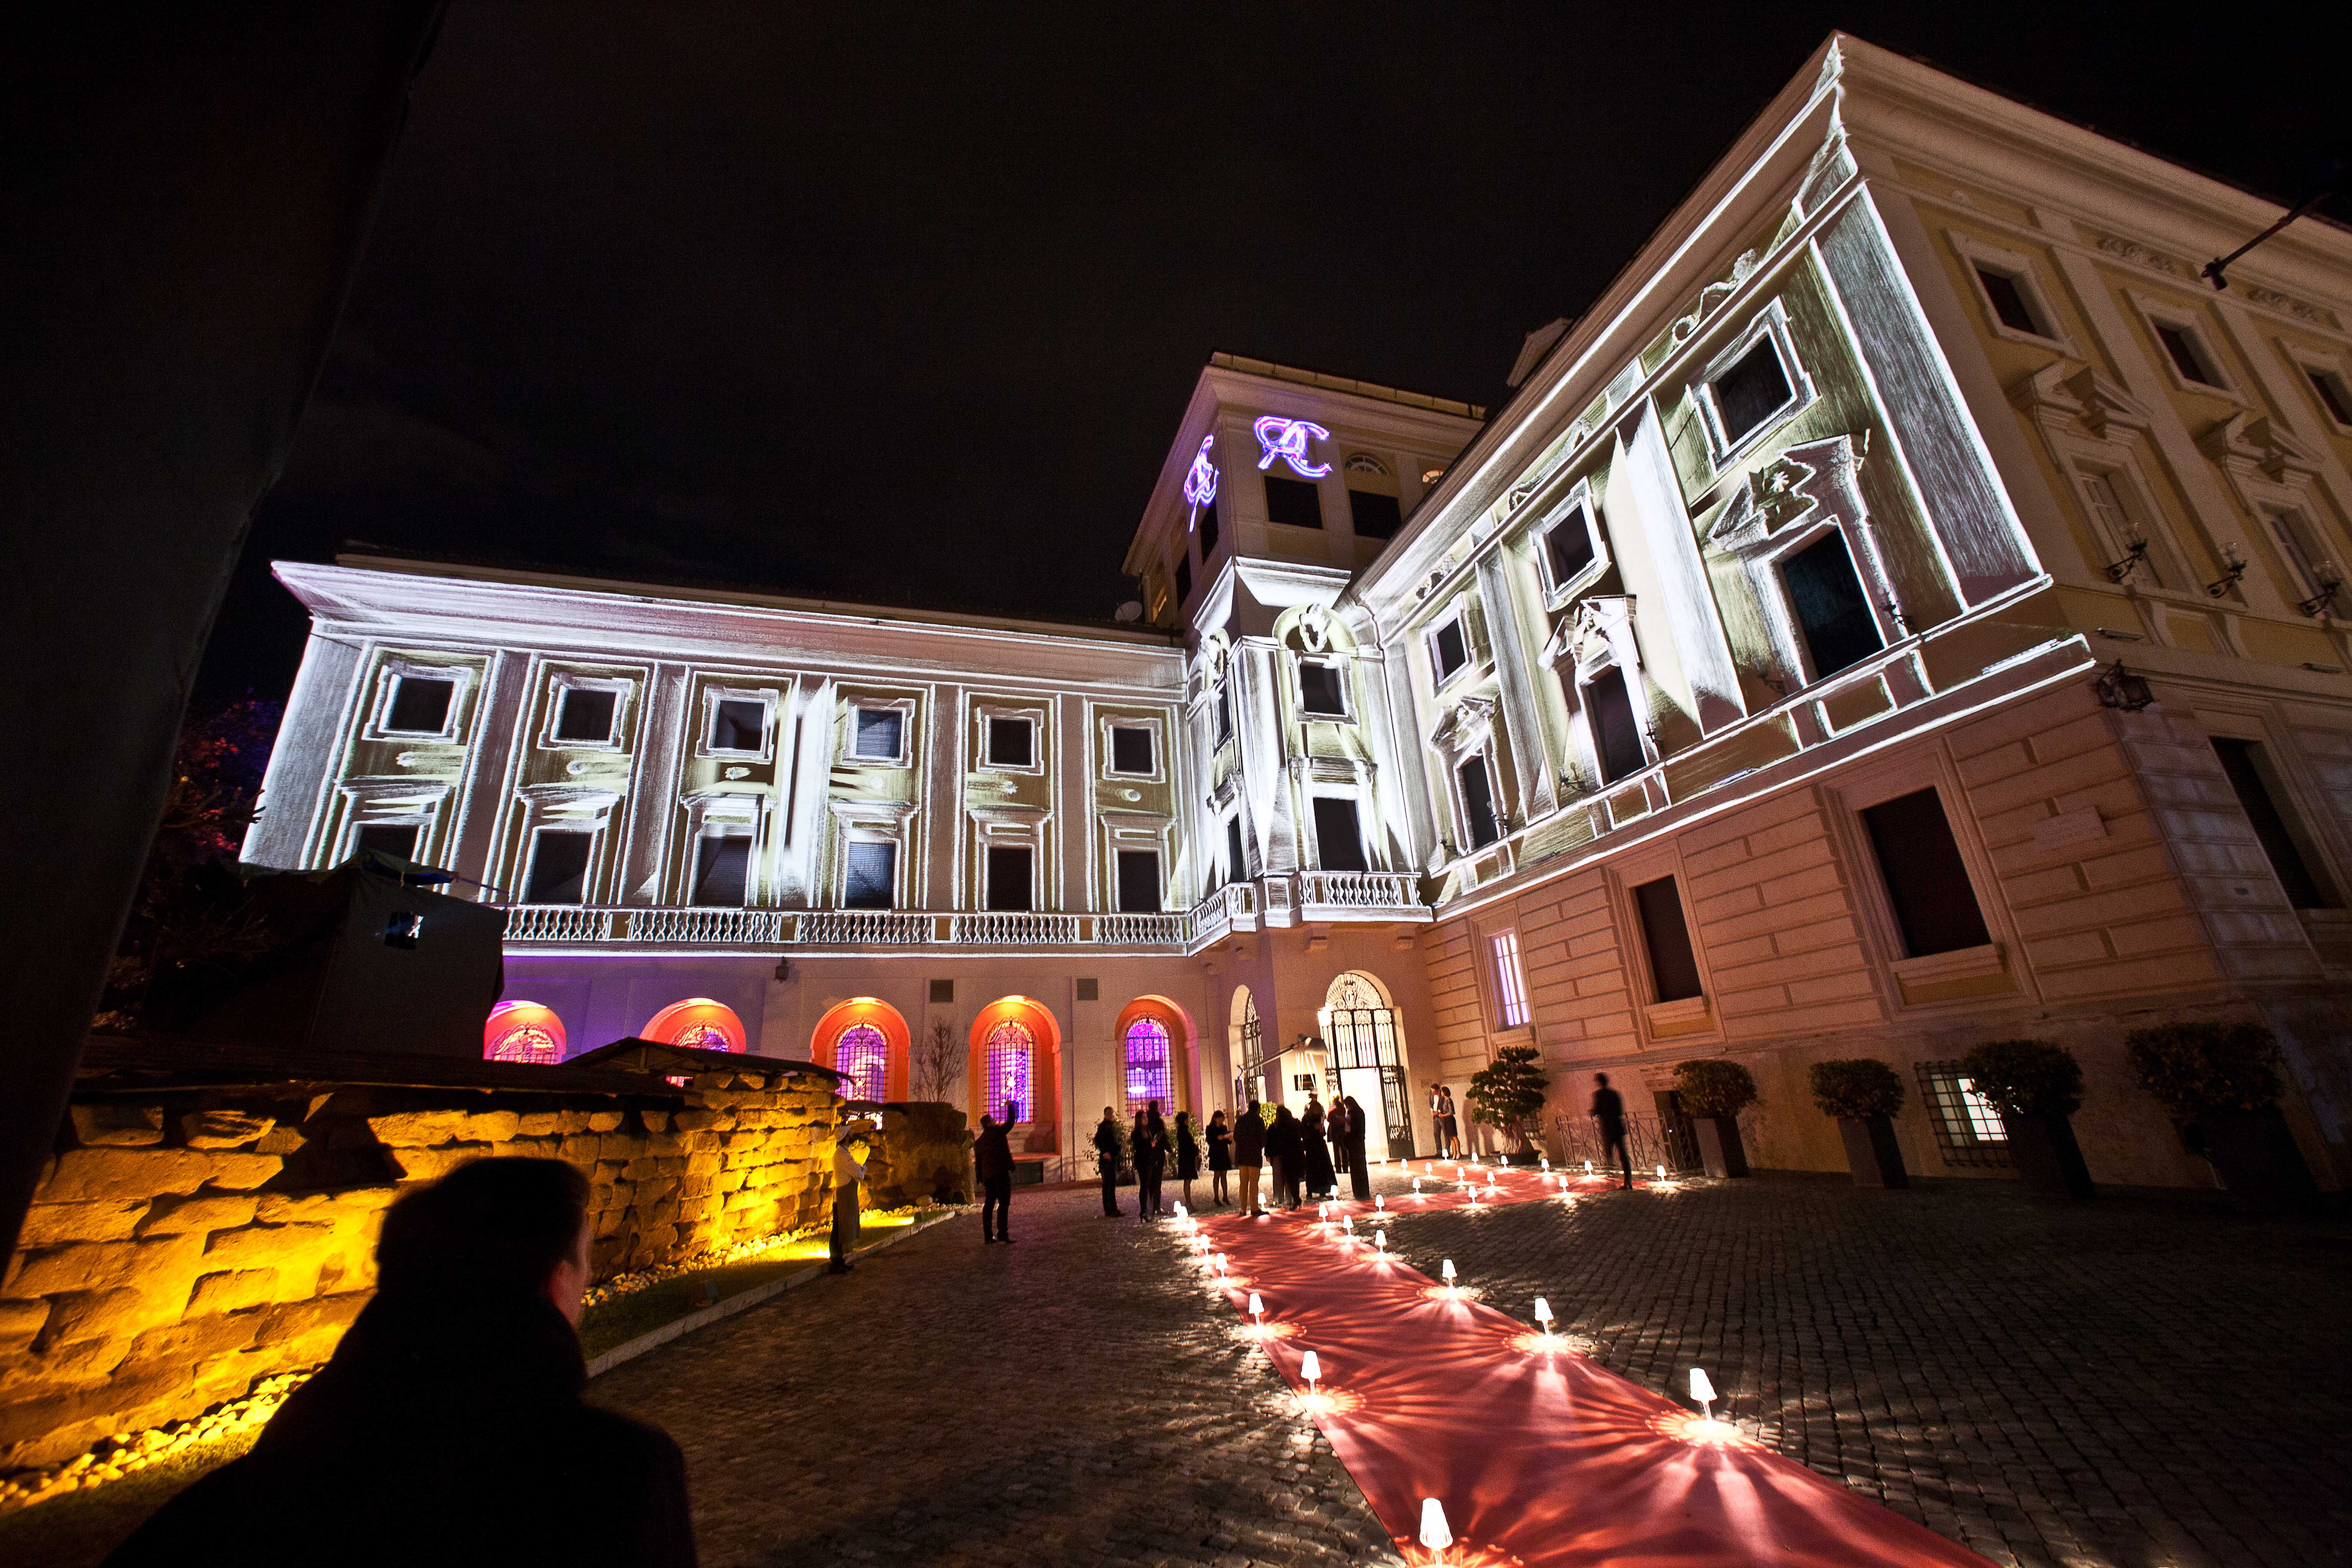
1960,1039 -> 2092,1199
2125,1021 -> 2317,1214
1809,1058 -> 1908,1189
1672,1059 -> 1756,1178
1467,1044 -> 1549,1164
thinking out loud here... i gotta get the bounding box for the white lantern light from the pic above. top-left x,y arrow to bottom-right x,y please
1375,1229 -> 1387,1252
1419,1498 -> 1454,1564
1375,1194 -> 1386,1212
1656,1164 -> 1668,1182
1689,1367 -> 1716,1420
1441,1258 -> 1457,1285
1342,1214 -> 1354,1235
1540,1157 -> 1550,1173
1583,1160 -> 1593,1175
1411,1177 -> 1423,1194
1247,1291 -> 1264,1325
1300,1349 -> 1321,1393
1534,1296 -> 1554,1330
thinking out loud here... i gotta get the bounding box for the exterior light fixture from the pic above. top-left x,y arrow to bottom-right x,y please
2298,560 -> 2344,618
1441,1259 -> 1457,1287
2094,661 -> 2156,712
1540,1157 -> 1550,1173
1655,1164 -> 1667,1182
1411,1177 -> 1423,1194
1300,1349 -> 1321,1395
1534,1297 -> 1554,1332
2205,542 -> 2249,598
2103,536 -> 2151,583
1375,1229 -> 1387,1253
1419,1499 -> 1455,1566
1374,1194 -> 1385,1211
1690,1367 -> 1717,1421
1247,1292 -> 1264,1326
1583,1160 -> 1593,1175
1252,416 -> 1333,478
1341,1214 -> 1354,1235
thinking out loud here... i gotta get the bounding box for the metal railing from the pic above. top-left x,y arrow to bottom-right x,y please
1550,1111 -> 1701,1174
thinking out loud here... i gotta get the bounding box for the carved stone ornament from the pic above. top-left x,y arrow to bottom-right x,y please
1705,432 -> 1869,555
2096,234 -> 2184,276
1427,693 -> 1496,753
1671,249 -> 1763,346
1296,604 -> 1332,653
2007,363 -> 2153,444
1564,595 -> 1635,676
2241,285 -> 2334,328
1195,632 -> 1230,692
2197,410 -> 2320,487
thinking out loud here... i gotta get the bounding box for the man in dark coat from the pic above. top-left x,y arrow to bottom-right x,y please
1093,1105 -> 1124,1217
1342,1094 -> 1374,1201
108,1157 -> 696,1567
1264,1105 -> 1303,1209
1591,1072 -> 1631,1189
1234,1098 -> 1267,1215
976,1112 -> 1017,1242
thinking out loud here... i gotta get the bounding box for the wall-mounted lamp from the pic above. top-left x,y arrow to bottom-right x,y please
2296,560 -> 2343,619
2102,537 -> 2151,584
2205,542 -> 2249,598
2094,661 -> 2156,712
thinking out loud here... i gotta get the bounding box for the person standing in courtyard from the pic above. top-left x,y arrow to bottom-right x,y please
1132,1104 -> 1168,1219
829,1127 -> 868,1273
1301,1098 -> 1336,1200
1325,1097 -> 1351,1190
1342,1094 -> 1373,1200
1206,1108 -> 1233,1206
977,1113 -> 1016,1242
1265,1104 -> 1303,1209
1435,1084 -> 1461,1158
1235,1099 -> 1266,1215
1174,1109 -> 1200,1210
1093,1105 -> 1123,1217
108,1158 -> 696,1566
1591,1072 -> 1631,1189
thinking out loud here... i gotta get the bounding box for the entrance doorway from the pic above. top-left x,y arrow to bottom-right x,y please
1318,971 -> 1414,1160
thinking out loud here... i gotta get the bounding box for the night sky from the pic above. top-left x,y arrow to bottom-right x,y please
196,2 -> 2346,709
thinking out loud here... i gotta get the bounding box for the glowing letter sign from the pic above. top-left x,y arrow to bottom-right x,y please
1183,435 -> 1217,530
1253,416 -> 1332,479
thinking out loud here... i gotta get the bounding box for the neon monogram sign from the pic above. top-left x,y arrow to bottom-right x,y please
1253,416 -> 1332,479
1183,435 -> 1217,530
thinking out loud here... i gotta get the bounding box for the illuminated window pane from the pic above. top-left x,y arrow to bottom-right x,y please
985,1020 -> 1034,1124
1490,930 -> 1529,1028
835,1023 -> 889,1103
1124,1018 -> 1171,1116
488,1024 -> 562,1065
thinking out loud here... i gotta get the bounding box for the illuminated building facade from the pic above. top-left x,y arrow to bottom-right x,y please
250,36 -> 2352,1187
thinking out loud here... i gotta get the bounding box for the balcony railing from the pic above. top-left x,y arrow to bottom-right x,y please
795,909 -> 933,946
1096,911 -> 1188,945
949,911 -> 1083,945
1188,882 -> 1258,947
1296,870 -> 1424,913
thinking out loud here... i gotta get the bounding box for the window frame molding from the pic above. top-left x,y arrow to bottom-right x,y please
2127,289 -> 2247,403
508,782 -> 623,905
1300,773 -> 1378,874
2279,338 -> 2352,434
1544,596 -> 1658,787
2195,706 -> 2346,913
2007,363 -> 2197,595
332,777 -> 454,869
1292,652 -> 1356,723
1099,713 -> 1166,782
1530,480 -> 1610,611
974,700 -> 1049,777
1690,297 -> 1818,470
681,787 -> 770,907
538,670 -> 635,753
842,694 -> 918,769
697,684 -> 781,764
1944,229 -> 2076,353
1470,912 -> 1534,1039
364,657 -> 475,744
1606,840 -> 1718,1042
1423,599 -> 1478,693
834,812 -> 909,911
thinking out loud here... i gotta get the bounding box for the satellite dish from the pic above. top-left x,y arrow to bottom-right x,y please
1114,601 -> 1143,623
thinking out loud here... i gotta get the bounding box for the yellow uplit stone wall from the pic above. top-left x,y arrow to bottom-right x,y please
0,1060 -> 841,1472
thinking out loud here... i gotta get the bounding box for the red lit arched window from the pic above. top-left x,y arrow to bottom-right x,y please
1124,1018 -> 1171,1115
835,1023 -> 889,1103
984,1020 -> 1034,1124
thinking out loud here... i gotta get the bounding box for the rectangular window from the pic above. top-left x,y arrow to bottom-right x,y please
1225,815 -> 1247,885
929,978 -> 955,1004
986,716 -> 1034,768
2155,322 -> 2223,387
1116,849 -> 1161,913
1916,1061 -> 2012,1167
693,834 -> 751,906
1264,474 -> 1324,529
1545,506 -> 1596,588
1428,616 -> 1468,684
1196,496 -> 1220,553
1216,685 -> 1234,745
1632,875 -> 1702,1002
2262,506 -> 2332,603
553,687 -> 617,743
985,845 -> 1033,912
2212,738 -> 2334,908
1713,339 -> 1794,446
354,823 -> 419,862
2309,366 -> 2352,426
1175,554 -> 1192,604
1782,531 -> 1884,679
851,707 -> 904,761
523,829 -> 593,905
1490,930 -> 1530,1028
1860,787 -> 1992,956
843,840 -> 896,909
1298,662 -> 1347,717
1586,666 -> 1646,783
386,675 -> 456,735
1109,726 -> 1155,775
1975,266 -> 2044,337
1456,756 -> 1500,849
711,699 -> 767,753
1348,490 -> 1403,539
1312,796 -> 1369,873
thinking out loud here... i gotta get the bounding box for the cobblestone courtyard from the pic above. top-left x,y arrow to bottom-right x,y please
8,1170 -> 2346,1566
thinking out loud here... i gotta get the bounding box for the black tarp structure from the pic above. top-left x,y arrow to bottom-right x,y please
0,5 -> 450,1264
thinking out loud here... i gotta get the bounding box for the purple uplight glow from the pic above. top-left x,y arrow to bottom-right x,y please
1253,416 -> 1332,478
1183,434 -> 1218,529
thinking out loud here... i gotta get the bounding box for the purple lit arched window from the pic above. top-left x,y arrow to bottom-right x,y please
1124,1018 -> 1172,1115
835,1023 -> 889,1104
985,1020 -> 1034,1124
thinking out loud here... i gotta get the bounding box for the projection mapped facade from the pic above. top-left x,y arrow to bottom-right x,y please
248,37 -> 2352,1190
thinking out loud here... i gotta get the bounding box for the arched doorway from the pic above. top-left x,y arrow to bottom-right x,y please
967,996 -> 1062,1153
1318,971 -> 1414,1159
1228,987 -> 1263,1109
642,998 -> 746,1052
485,1001 -> 565,1064
810,998 -> 911,1103
1112,996 -> 1193,1118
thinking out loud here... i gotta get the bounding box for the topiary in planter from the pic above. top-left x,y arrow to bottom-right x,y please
1808,1059 -> 1905,1119
1958,1039 -> 2082,1117
1673,1059 -> 1759,1119
2123,1021 -> 2282,1117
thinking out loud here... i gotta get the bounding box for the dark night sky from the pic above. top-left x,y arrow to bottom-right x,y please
196,1 -> 2347,709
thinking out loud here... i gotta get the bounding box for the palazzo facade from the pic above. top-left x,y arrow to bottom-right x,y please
247,36 -> 2352,1190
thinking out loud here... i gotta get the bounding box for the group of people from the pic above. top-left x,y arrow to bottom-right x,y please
1093,1101 -> 1199,1219
1087,1091 -> 1377,1218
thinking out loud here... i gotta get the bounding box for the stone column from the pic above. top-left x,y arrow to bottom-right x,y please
1476,551 -> 1557,823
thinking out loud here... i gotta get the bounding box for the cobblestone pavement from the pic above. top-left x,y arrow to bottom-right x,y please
590,1183 -> 1399,1567
1382,1173 -> 2352,1568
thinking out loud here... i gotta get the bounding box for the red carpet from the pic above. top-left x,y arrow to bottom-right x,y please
1194,1165 -> 1990,1567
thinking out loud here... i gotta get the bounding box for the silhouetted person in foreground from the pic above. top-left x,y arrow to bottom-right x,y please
1591,1072 -> 1632,1189
977,1112 -> 1016,1243
109,1157 -> 695,1567
1093,1105 -> 1124,1217
828,1129 -> 869,1273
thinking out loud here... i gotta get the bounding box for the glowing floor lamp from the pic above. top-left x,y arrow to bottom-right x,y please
1419,1498 -> 1454,1566
1690,1367 -> 1717,1422
1533,1297 -> 1554,1335
1300,1349 -> 1321,1397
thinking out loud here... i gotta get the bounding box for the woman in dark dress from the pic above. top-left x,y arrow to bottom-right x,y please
1342,1094 -> 1374,1200
1174,1111 -> 1201,1209
1205,1110 -> 1233,1206
1132,1105 -> 1168,1219
1301,1099 -> 1336,1200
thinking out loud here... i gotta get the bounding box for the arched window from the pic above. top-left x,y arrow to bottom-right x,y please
485,1001 -> 565,1064
640,998 -> 746,1053
985,1020 -> 1035,1124
834,1023 -> 889,1103
1124,1018 -> 1172,1115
